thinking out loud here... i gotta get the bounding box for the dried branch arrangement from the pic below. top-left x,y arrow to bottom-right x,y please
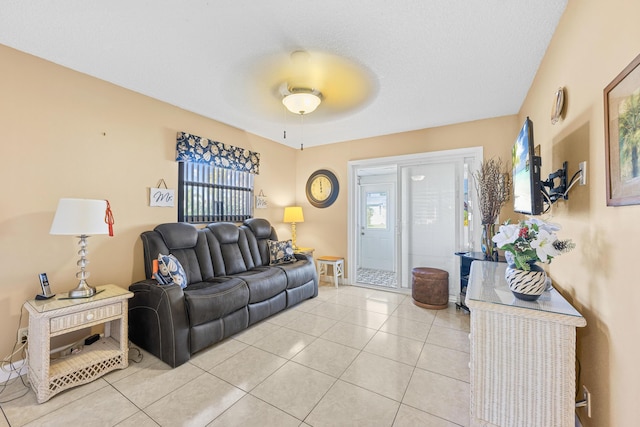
474,157 -> 512,224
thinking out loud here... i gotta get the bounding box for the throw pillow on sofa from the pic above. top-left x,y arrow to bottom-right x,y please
157,253 -> 188,288
267,240 -> 296,265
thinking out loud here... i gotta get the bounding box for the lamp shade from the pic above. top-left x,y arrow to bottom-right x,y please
282,92 -> 321,115
50,198 -> 110,235
283,206 -> 304,223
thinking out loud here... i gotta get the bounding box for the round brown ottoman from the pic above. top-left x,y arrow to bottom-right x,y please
412,267 -> 449,309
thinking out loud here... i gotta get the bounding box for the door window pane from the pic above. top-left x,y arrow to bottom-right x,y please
366,192 -> 388,229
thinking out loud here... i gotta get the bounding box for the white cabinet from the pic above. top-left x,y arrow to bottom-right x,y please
466,261 -> 586,427
25,285 -> 133,403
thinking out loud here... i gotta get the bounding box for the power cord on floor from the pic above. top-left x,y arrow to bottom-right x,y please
128,344 -> 143,364
0,305 -> 31,403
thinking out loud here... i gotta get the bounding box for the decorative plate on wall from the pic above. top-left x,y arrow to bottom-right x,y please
306,169 -> 339,208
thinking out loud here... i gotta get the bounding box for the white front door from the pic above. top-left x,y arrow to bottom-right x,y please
359,182 -> 395,272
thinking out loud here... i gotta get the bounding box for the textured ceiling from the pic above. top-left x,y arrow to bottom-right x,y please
0,1 -> 567,148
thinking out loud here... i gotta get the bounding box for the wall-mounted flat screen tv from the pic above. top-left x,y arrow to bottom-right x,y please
512,117 -> 543,215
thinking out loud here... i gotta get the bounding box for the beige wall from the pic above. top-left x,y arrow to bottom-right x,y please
0,44 -> 298,361
2,0 -> 637,423
517,0 -> 640,425
294,115 -> 518,271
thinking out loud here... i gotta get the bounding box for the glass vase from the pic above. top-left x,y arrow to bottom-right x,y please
481,223 -> 498,260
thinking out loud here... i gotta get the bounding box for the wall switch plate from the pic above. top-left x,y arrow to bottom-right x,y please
579,161 -> 587,185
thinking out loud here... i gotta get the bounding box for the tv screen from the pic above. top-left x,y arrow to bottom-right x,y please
512,117 -> 543,215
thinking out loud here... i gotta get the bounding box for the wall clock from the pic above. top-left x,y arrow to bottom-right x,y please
306,169 -> 339,208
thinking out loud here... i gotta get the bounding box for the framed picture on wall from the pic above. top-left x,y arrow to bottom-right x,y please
604,52 -> 640,206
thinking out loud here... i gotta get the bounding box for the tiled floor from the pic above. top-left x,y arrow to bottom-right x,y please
0,284 -> 470,427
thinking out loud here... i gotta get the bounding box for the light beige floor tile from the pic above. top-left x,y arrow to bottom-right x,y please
391,303 -> 438,324
115,410 -> 159,427
292,337 -> 360,377
252,327 -> 316,359
341,307 -> 389,329
320,321 -> 377,350
210,346 -> 287,391
284,312 -> 337,336
426,325 -> 470,353
417,343 -> 470,383
366,289 -> 409,304
189,338 -> 249,371
307,301 -> 353,320
207,394 -> 300,427
380,315 -> 431,342
361,299 -> 399,315
340,352 -> 413,401
251,362 -> 335,419
364,331 -> 424,366
306,380 -> 400,427
2,377 -> 109,426
393,404 -> 460,427
329,292 -> 370,309
112,359 -> 203,408
233,321 -> 281,345
104,347 -> 160,384
23,385 -> 138,427
265,308 -> 304,326
0,413 -> 8,427
290,297 -> 325,312
434,309 -> 471,332
316,285 -> 341,300
403,368 -> 470,426
145,373 -> 245,427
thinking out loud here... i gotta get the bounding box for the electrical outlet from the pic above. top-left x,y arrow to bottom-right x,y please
583,385 -> 592,418
579,161 -> 587,185
18,327 -> 28,344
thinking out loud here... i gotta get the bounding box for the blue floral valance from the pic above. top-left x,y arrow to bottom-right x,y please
176,131 -> 260,175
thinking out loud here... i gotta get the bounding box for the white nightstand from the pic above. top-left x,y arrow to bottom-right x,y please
24,284 -> 133,403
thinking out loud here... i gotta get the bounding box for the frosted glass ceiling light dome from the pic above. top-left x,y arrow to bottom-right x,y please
282,90 -> 322,115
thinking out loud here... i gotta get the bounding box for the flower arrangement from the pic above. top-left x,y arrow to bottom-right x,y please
492,218 -> 575,270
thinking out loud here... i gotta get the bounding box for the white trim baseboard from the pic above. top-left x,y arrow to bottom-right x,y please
0,358 -> 27,384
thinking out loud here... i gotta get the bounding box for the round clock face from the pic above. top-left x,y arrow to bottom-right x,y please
306,169 -> 339,208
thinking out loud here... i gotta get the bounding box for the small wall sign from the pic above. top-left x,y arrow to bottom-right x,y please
150,179 -> 175,207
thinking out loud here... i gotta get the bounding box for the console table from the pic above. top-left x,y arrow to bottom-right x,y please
454,251 -> 504,312
25,284 -> 133,403
466,261 -> 586,427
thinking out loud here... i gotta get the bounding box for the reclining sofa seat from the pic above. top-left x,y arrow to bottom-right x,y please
128,218 -> 318,367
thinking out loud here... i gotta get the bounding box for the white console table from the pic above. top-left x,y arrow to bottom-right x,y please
25,284 -> 133,403
466,261 -> 586,427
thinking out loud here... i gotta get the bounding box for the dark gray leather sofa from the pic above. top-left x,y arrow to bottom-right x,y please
128,218 -> 318,367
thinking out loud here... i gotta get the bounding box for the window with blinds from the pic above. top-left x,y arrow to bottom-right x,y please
178,162 -> 254,223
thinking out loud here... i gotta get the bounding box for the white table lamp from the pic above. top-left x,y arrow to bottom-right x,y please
50,198 -> 114,298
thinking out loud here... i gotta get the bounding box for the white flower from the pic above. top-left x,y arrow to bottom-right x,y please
527,217 -> 561,234
492,223 -> 519,247
530,229 -> 560,262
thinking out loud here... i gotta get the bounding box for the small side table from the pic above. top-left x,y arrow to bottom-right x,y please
24,284 -> 133,403
317,256 -> 344,288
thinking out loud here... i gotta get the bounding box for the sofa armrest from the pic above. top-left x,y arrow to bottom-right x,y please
294,253 -> 314,263
128,280 -> 191,367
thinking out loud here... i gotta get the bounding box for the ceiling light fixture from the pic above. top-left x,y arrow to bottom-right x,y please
282,89 -> 322,115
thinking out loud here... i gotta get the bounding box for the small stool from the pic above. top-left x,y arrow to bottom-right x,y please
317,256 -> 344,288
412,267 -> 449,310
